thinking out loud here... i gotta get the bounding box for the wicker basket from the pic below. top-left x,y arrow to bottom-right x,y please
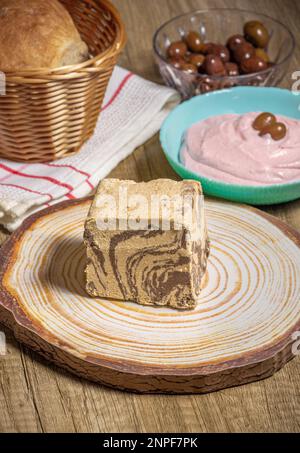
0,0 -> 126,163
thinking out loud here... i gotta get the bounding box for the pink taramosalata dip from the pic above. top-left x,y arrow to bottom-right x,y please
180,112 -> 300,186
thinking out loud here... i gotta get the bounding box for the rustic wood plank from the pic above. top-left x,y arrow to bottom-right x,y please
0,0 -> 299,433
0,326 -> 43,432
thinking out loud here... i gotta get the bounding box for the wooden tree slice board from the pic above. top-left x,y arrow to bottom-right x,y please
1,198 -> 300,394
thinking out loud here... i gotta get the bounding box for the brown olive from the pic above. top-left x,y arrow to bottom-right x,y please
168,57 -> 186,70
181,62 -> 198,74
220,80 -> 237,89
233,42 -> 255,63
226,34 -> 246,52
240,56 -> 268,74
200,43 -> 230,62
225,62 -> 239,76
200,83 -> 214,94
202,55 -> 226,76
188,53 -> 205,68
202,42 -> 217,55
255,48 -> 270,63
197,76 -> 218,94
244,21 -> 270,48
185,31 -> 203,53
252,112 -> 276,131
213,44 -> 230,63
259,122 -> 287,141
167,41 -> 188,58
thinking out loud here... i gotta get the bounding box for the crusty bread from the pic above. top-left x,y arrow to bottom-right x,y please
0,0 -> 89,71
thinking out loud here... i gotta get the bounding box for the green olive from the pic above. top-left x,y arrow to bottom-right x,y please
255,48 -> 270,63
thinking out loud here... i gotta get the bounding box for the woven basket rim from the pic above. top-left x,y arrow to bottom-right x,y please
3,0 -> 126,81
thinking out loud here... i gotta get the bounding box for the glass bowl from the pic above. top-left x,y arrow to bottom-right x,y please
153,8 -> 295,99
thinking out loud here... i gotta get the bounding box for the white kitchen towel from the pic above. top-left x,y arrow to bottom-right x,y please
0,66 -> 180,231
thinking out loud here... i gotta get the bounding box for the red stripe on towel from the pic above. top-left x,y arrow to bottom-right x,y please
0,163 -> 74,192
44,163 -> 94,190
101,72 -> 134,112
0,182 -> 53,200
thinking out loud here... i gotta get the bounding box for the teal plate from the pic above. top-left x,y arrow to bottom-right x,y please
160,87 -> 300,205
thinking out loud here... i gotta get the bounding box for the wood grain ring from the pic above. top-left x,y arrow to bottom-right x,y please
0,198 -> 300,394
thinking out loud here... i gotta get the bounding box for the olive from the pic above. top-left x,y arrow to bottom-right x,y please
168,57 -> 186,70
188,53 -> 205,68
225,62 -> 239,76
255,48 -> 270,63
226,34 -> 246,52
167,41 -> 188,58
197,77 -> 218,94
185,31 -> 203,53
219,80 -> 237,89
259,122 -> 287,141
199,82 -> 214,94
233,41 -> 255,63
200,43 -> 230,62
202,55 -> 226,76
213,44 -> 230,63
181,62 -> 198,74
252,112 -> 276,131
202,42 -> 217,55
240,55 -> 268,74
244,21 -> 270,48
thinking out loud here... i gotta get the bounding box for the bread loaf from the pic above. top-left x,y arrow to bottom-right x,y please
0,0 -> 89,71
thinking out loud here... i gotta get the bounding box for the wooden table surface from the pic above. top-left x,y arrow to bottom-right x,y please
0,0 -> 300,433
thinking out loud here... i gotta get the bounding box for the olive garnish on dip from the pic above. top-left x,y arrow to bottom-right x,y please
253,113 -> 287,141
260,122 -> 287,141
253,112 -> 276,130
